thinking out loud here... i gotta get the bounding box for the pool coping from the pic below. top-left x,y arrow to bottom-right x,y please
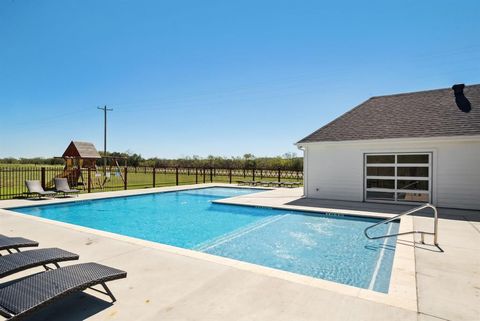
0,183 -> 418,312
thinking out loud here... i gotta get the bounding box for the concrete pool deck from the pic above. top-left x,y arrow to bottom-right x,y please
0,184 -> 478,321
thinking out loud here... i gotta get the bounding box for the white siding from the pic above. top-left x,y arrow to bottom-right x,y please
305,144 -> 363,201
303,138 -> 480,210
435,142 -> 480,209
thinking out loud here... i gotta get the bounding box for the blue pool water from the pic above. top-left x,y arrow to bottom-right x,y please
13,187 -> 399,293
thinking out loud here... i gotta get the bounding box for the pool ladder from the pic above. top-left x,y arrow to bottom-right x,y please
364,203 -> 438,246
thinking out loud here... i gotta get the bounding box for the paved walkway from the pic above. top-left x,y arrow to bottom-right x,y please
0,185 -> 478,321
414,213 -> 480,321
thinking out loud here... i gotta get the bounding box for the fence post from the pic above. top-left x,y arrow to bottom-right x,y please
40,167 -> 46,190
153,166 -> 156,188
87,168 -> 91,193
203,168 -> 206,183
252,168 -> 255,182
195,168 -> 198,184
124,167 -> 128,190
243,169 -> 246,178
210,168 -> 213,183
229,168 -> 232,184
175,167 -> 179,186
278,169 -> 281,182
260,169 -> 263,180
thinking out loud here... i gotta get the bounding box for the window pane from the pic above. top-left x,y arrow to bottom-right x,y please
366,155 -> 395,164
366,191 -> 395,201
367,179 -> 395,189
397,192 -> 429,202
367,167 -> 395,176
397,154 -> 429,164
397,167 -> 429,177
397,180 -> 429,191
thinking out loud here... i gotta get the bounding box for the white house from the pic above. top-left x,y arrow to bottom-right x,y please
296,84 -> 480,210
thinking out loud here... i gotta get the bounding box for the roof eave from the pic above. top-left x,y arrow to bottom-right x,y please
296,134 -> 480,147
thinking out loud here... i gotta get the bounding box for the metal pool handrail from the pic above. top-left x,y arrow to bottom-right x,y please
364,203 -> 438,245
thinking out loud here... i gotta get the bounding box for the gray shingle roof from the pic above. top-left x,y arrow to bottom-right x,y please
297,84 -> 480,143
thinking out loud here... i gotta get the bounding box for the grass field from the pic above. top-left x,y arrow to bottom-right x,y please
0,164 -> 64,168
0,164 -> 303,200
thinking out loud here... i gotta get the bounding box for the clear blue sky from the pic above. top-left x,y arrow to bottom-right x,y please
1,0 -> 479,159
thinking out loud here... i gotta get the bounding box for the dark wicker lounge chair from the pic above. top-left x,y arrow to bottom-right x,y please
237,180 -> 256,186
0,262 -> 127,320
54,178 -> 80,197
24,180 -> 56,199
0,248 -> 79,279
0,235 -> 38,255
257,181 -> 273,187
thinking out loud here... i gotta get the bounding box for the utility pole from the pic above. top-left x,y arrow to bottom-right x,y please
97,106 -> 113,173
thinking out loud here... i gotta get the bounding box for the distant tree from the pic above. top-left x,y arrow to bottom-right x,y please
1,152 -> 303,171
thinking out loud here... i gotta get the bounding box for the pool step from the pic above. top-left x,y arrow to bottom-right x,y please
194,214 -> 290,252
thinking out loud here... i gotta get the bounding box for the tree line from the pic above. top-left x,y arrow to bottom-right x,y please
0,152 -> 303,171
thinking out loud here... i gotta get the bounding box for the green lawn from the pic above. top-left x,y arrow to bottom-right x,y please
0,165 -> 302,199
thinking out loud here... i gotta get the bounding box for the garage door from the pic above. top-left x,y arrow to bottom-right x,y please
364,153 -> 431,204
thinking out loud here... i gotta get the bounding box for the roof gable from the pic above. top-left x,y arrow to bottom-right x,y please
297,84 -> 480,143
62,141 -> 102,159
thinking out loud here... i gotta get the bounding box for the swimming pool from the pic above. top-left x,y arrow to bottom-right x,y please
12,187 -> 399,293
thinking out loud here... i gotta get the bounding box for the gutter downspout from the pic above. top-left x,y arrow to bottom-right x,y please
296,144 -> 307,197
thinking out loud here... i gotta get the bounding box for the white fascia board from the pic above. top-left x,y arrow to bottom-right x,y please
295,135 -> 480,147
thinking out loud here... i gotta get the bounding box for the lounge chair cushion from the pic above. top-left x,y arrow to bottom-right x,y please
25,180 -> 56,196
54,178 -> 79,193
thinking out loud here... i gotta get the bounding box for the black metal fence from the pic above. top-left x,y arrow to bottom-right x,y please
0,166 -> 303,200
